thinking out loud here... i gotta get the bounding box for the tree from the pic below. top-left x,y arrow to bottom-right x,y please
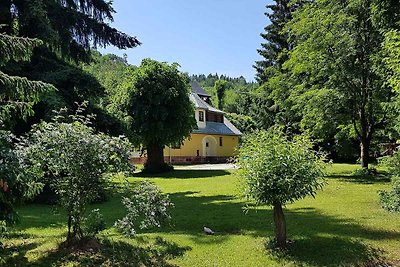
20,109 -> 134,242
236,129 -> 326,248
119,59 -> 196,173
285,0 -> 390,169
0,33 -> 54,228
0,0 -> 140,133
214,80 -> 228,110
254,0 -> 301,83
0,33 -> 54,126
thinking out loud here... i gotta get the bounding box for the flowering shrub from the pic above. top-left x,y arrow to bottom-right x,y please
20,111 -> 135,241
115,181 -> 173,237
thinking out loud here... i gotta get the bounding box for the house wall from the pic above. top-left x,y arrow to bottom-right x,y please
164,133 -> 239,157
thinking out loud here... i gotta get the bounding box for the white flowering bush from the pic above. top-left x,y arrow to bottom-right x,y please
20,110 -> 135,242
115,181 -> 173,237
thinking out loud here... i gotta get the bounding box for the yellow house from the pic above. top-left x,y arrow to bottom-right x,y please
133,81 -> 242,164
164,81 -> 242,164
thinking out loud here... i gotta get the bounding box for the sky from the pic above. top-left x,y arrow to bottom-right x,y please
99,0 -> 272,82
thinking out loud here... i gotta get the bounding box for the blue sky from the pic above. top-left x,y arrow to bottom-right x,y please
99,0 -> 272,81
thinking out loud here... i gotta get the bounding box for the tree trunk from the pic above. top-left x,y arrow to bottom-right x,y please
360,139 -> 370,169
273,202 -> 287,248
145,142 -> 165,172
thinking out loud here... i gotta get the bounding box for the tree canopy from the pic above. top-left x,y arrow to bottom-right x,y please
116,59 -> 196,173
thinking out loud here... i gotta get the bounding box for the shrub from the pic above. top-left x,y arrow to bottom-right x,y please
83,209 -> 107,238
0,131 -> 43,226
20,110 -> 135,242
115,181 -> 173,237
379,153 -> 400,212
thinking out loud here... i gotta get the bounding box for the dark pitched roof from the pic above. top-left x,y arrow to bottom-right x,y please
190,93 -> 224,114
193,121 -> 242,136
190,81 -> 211,97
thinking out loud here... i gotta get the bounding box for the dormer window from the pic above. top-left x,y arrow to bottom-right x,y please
199,110 -> 204,122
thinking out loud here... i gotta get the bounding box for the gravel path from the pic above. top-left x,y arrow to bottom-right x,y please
174,163 -> 237,170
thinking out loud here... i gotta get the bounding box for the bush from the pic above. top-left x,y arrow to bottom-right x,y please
379,153 -> 400,212
352,168 -> 377,177
379,175 -> 400,212
83,209 -> 107,238
115,181 -> 173,237
0,131 -> 43,225
20,109 -> 135,241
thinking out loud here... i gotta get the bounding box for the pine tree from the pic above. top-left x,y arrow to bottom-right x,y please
254,0 -> 299,83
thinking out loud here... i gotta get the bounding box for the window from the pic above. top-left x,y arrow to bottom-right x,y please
199,110 -> 204,122
219,137 -> 223,146
197,150 -> 200,156
206,142 -> 209,147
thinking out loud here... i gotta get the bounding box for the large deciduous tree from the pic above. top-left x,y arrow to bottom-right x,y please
237,129 -> 326,248
285,0 -> 390,169
120,59 -> 196,173
214,80 -> 228,110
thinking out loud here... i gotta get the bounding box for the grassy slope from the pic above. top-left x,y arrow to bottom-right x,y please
2,164 -> 400,266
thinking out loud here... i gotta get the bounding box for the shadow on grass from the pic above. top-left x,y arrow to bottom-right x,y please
272,236 -> 385,267
147,191 -> 398,266
131,169 -> 231,179
1,237 -> 190,267
327,171 -> 391,185
0,242 -> 37,266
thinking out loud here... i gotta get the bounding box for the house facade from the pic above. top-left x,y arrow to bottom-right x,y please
133,81 -> 242,164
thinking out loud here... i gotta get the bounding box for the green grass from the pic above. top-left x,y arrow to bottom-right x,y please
1,164 -> 400,266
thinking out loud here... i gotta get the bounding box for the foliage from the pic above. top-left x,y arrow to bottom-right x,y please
0,131 -> 43,226
237,128 -> 326,247
214,80 -> 229,110
0,0 -> 139,134
115,180 -> 173,237
118,59 -> 196,172
225,113 -> 257,134
83,209 -> 107,238
379,175 -> 400,212
379,151 -> 400,212
20,108 -> 134,241
0,1 -> 140,62
0,33 -> 54,126
237,128 -> 326,206
284,0 -> 391,168
254,0 -> 302,83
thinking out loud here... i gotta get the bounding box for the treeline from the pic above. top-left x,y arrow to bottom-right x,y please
192,0 -> 400,169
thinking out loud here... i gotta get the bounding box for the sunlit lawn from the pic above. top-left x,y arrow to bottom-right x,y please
1,164 -> 400,266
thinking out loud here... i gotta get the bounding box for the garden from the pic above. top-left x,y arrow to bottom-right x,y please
0,164 -> 399,267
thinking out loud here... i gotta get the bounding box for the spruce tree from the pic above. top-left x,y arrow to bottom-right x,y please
0,1 -> 141,132
254,0 -> 299,83
0,34 -> 53,125
0,33 -> 53,227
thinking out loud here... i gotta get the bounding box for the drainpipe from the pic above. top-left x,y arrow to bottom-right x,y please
169,146 -> 171,164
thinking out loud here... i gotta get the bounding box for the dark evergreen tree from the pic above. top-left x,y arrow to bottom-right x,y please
254,0 -> 302,83
0,0 -> 140,133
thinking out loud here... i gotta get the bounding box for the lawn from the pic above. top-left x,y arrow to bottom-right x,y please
1,164 -> 400,266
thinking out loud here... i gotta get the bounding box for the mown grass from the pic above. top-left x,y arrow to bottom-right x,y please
1,164 -> 400,266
